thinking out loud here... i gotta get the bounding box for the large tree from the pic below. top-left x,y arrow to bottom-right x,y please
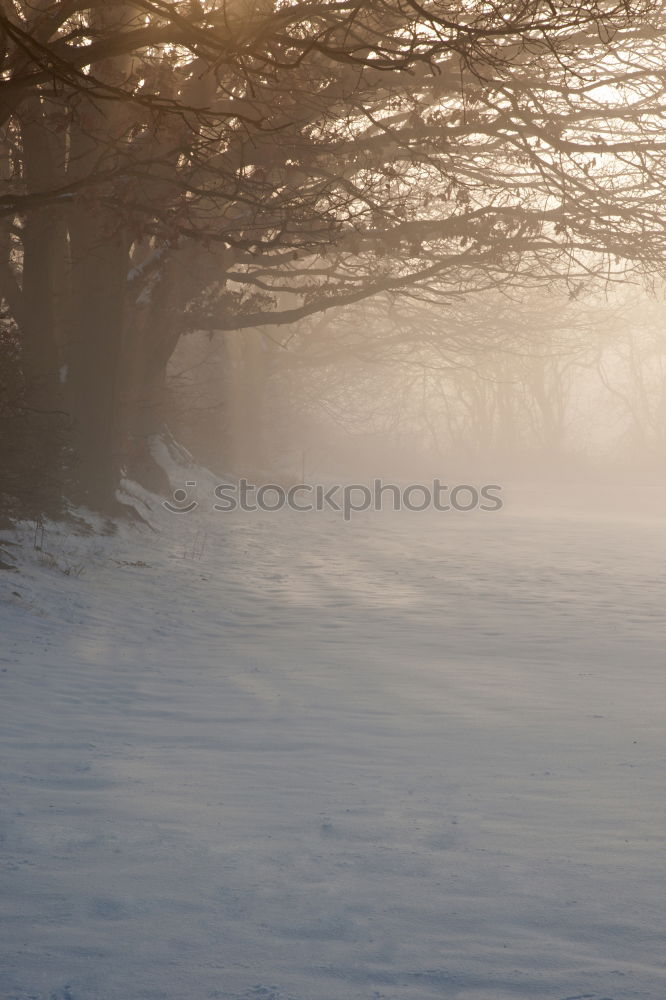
2,0 -> 666,509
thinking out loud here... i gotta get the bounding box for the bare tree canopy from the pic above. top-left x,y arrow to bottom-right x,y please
3,0 -> 666,508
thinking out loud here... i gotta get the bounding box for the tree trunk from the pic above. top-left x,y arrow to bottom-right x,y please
63,6 -> 136,509
120,321 -> 173,496
10,95 -> 69,513
67,202 -> 129,507
119,253 -> 185,496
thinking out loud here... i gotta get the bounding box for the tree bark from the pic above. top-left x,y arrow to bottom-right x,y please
67,199 -> 129,506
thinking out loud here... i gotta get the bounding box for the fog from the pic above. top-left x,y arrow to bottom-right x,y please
168,285 -> 666,489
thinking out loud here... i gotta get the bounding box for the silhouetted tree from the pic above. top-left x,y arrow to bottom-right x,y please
2,0 -> 666,508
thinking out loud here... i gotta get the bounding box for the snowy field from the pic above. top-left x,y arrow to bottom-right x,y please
2,473 -> 666,1000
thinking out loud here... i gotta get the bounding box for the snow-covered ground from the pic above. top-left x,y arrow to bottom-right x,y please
2,472 -> 666,1000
